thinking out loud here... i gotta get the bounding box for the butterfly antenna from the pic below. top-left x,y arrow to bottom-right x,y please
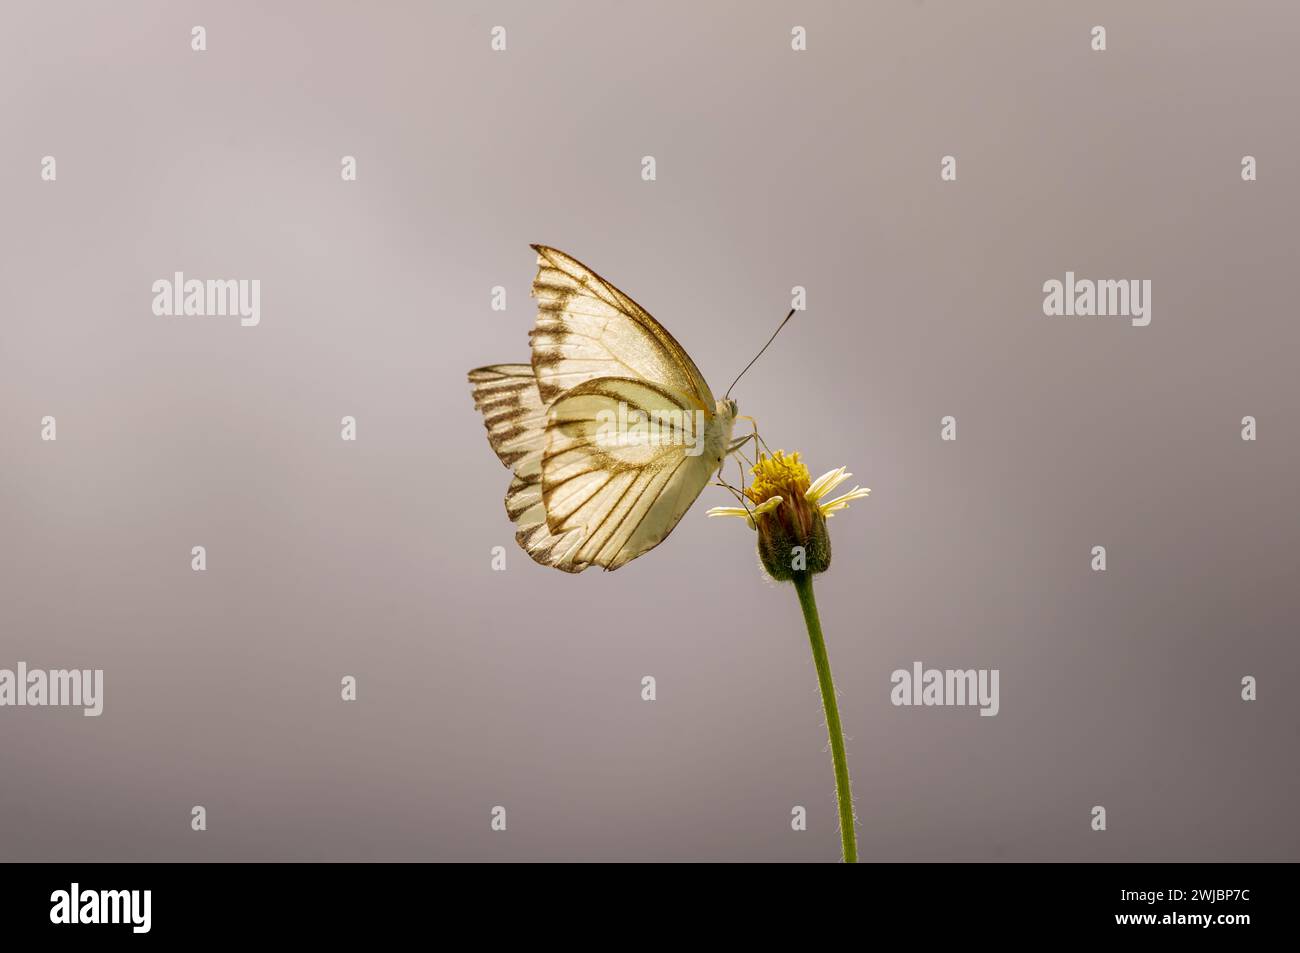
725,308 -> 797,400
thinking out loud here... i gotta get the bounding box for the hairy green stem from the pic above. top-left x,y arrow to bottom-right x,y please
793,571 -> 857,863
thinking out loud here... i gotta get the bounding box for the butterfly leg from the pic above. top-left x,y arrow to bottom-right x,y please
726,434 -> 755,455
732,415 -> 776,461
711,431 -> 757,513
726,432 -> 758,480
736,415 -> 776,458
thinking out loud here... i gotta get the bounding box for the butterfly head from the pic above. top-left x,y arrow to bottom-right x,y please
700,398 -> 739,473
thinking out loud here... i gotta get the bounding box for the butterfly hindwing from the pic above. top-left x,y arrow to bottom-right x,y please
542,376 -> 713,570
467,364 -> 544,477
468,364 -> 588,572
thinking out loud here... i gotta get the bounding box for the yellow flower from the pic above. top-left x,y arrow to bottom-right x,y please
707,450 -> 870,579
709,449 -> 871,860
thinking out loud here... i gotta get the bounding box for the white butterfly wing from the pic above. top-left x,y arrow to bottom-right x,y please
468,364 -> 588,572
469,247 -> 728,572
529,244 -> 715,410
542,377 -> 716,570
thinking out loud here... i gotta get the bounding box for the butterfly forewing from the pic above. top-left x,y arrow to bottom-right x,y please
529,245 -> 715,411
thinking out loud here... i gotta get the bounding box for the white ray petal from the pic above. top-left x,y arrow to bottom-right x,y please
806,467 -> 851,502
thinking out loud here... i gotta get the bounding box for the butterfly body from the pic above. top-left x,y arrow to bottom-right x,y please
704,399 -> 739,472
470,246 -> 736,573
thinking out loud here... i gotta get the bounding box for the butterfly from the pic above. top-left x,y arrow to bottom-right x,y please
469,245 -> 754,572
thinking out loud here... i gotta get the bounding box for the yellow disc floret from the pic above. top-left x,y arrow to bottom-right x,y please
745,450 -> 811,506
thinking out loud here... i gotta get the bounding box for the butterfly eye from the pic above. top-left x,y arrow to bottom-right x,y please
727,399 -> 738,416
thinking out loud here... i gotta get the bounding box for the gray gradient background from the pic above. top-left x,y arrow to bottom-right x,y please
2,1 -> 1297,862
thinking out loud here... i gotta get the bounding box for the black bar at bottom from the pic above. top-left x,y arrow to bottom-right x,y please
2,861 -> 1282,940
